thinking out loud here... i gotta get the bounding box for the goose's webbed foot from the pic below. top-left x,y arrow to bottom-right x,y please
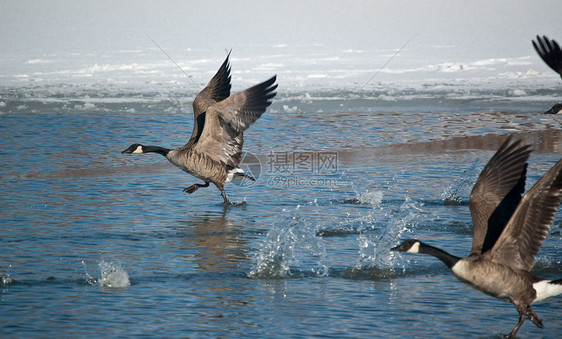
183,182 -> 210,194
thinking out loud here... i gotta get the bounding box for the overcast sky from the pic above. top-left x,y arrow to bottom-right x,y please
2,0 -> 561,56
1,0 -> 562,89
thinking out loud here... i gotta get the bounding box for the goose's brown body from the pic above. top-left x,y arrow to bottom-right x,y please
451,256 -> 536,304
167,147 -> 228,184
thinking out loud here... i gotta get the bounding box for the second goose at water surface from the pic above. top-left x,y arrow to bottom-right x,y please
392,136 -> 562,337
122,53 -> 277,204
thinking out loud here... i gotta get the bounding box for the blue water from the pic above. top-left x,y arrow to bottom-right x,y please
1,88 -> 561,338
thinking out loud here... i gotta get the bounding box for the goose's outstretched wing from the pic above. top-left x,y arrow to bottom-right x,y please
533,35 -> 562,77
468,137 -> 531,256
486,158 -> 562,271
193,75 -> 277,167
186,52 -> 232,146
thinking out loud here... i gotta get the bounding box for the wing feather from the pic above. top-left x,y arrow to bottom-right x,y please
486,158 -> 562,271
192,75 -> 277,167
533,35 -> 562,77
216,75 -> 277,167
186,51 -> 232,146
468,137 -> 531,255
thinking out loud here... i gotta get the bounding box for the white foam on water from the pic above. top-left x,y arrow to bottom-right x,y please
282,105 -> 298,113
98,261 -> 130,288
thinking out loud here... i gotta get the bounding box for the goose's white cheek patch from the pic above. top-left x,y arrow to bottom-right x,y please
406,241 -> 420,253
133,146 -> 143,154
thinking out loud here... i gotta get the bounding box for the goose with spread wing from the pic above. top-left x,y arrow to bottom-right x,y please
122,53 -> 277,204
392,136 -> 562,337
532,35 -> 562,114
533,35 -> 562,78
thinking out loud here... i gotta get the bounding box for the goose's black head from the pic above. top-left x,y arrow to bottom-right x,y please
122,143 -> 144,154
391,239 -> 422,253
121,144 -> 170,157
545,103 -> 562,114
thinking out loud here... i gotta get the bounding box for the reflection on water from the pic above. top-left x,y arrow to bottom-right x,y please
176,210 -> 248,272
1,101 -> 561,337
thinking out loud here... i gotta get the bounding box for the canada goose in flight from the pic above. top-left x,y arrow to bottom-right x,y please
532,35 -> 562,114
122,53 -> 278,204
392,136 -> 562,337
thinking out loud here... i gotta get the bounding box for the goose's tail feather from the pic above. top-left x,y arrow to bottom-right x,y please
533,279 -> 562,303
226,168 -> 255,182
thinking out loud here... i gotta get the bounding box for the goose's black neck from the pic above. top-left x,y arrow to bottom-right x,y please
419,243 -> 461,269
144,145 -> 171,157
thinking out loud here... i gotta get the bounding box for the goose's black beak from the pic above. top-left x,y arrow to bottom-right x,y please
121,143 -> 141,154
391,242 -> 409,252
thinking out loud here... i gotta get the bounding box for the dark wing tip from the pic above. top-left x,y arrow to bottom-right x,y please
214,52 -> 233,97
532,34 -> 562,76
265,75 -> 278,95
260,75 -> 278,90
248,75 -> 278,104
194,51 -> 233,112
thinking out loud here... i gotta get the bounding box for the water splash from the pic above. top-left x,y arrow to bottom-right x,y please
342,189 -> 384,205
1,274 -> 13,286
343,168 -> 394,206
346,197 -> 424,279
317,201 -> 386,237
357,190 -> 384,205
82,260 -> 130,288
442,159 -> 481,205
1,265 -> 13,286
82,261 -> 98,286
249,204 -> 328,279
98,261 -> 130,288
